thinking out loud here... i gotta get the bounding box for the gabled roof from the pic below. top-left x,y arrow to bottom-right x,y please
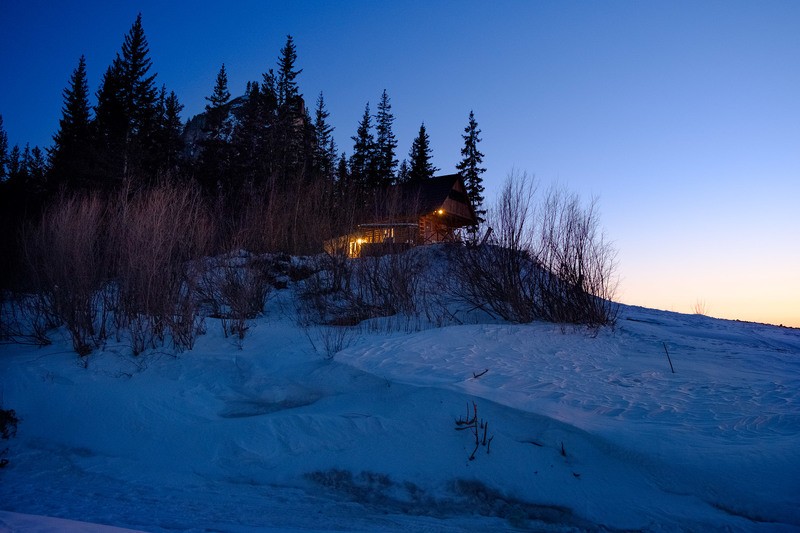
401,174 -> 462,214
367,173 -> 477,227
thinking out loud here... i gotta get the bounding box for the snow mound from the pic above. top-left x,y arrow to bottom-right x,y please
1,293 -> 798,531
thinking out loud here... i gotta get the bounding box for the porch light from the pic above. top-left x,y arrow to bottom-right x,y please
437,209 -> 444,215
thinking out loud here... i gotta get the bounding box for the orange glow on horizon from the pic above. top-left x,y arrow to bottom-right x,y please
618,287 -> 800,329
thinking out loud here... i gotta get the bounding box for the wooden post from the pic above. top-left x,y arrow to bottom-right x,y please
663,342 -> 675,374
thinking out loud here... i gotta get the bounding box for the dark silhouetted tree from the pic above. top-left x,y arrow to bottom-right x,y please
6,145 -> 21,183
231,81 -> 267,185
397,158 -> 410,183
50,55 -> 93,190
408,123 -> 437,183
0,115 -> 8,181
312,92 -> 337,183
119,13 -> 160,179
93,14 -> 160,186
456,110 -> 486,227
26,145 -> 48,196
93,60 -> 127,187
204,64 -> 231,141
349,102 -> 375,198
198,64 -> 233,194
158,87 -> 184,177
334,151 -> 349,202
274,35 -> 307,183
374,89 -> 397,186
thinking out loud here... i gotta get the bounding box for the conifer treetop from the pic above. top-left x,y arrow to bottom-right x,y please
408,122 -> 438,183
456,110 -> 486,225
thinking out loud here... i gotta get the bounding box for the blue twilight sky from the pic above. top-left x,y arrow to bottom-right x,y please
1,1 -> 798,326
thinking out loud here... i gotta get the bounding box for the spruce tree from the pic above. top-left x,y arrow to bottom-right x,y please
274,35 -> 306,182
159,87 -> 184,176
93,14 -> 160,185
0,115 -> 8,181
205,64 -> 231,140
231,81 -> 260,183
349,102 -> 375,196
276,35 -> 302,110
120,13 -> 160,178
11,144 -> 47,196
26,146 -> 48,196
198,64 -> 233,194
257,70 -> 280,179
50,55 -> 93,190
456,110 -> 486,226
93,60 -> 127,186
313,92 -> 337,183
232,80 -> 274,185
408,123 -> 438,183
334,152 -> 350,208
397,159 -> 410,183
374,89 -> 398,186
7,145 -> 21,182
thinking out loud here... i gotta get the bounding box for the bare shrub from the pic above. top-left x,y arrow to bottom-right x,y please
452,172 -> 618,328
692,299 -> 708,316
108,183 -> 213,353
535,185 -> 618,327
0,293 -> 57,346
294,252 -> 352,326
455,401 -> 494,460
295,244 -> 428,333
198,251 -> 272,341
220,178 -> 344,257
451,175 -> 540,323
319,325 -> 356,359
22,192 -> 111,356
353,248 -> 426,319
0,404 -> 20,468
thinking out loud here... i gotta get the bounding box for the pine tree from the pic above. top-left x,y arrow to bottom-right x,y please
276,35 -> 302,110
198,64 -> 233,194
456,110 -> 486,226
26,146 -> 48,195
159,87 -> 184,176
374,89 -> 398,186
11,144 -> 47,196
397,159 -> 410,183
120,13 -> 160,178
313,92 -> 337,182
408,123 -> 438,183
93,60 -> 127,186
349,102 -> 375,195
231,80 -> 272,185
50,55 -> 93,190
334,152 -> 350,208
0,115 -> 8,181
257,70 -> 280,180
7,145 -> 21,182
93,14 -> 160,185
204,64 -> 231,141
120,14 -> 158,130
274,35 -> 307,182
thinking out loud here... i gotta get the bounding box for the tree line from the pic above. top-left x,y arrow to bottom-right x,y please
0,15 -> 486,289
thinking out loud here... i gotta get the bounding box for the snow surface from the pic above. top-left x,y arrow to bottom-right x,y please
1,287 -> 799,532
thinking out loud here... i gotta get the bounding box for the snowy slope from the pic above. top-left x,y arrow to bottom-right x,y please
1,288 -> 798,532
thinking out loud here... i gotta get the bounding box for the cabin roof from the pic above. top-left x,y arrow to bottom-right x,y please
401,173 -> 463,213
370,173 -> 476,226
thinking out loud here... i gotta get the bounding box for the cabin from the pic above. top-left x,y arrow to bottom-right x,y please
328,174 -> 478,257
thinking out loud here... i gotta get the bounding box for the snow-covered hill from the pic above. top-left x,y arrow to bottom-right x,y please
1,286 -> 798,531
